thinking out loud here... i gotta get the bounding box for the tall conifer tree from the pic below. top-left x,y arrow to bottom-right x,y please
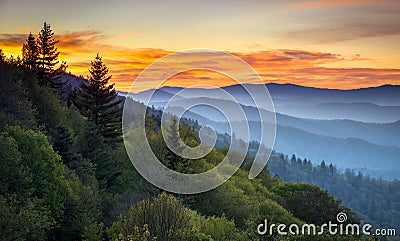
73,54 -> 122,143
164,117 -> 188,172
36,22 -> 66,90
22,32 -> 39,71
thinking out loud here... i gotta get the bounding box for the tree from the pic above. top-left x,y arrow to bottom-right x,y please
22,32 -> 39,71
0,133 -> 32,198
36,22 -> 66,90
163,116 -> 188,172
109,193 -> 191,241
272,183 -> 359,226
77,123 -> 118,187
73,54 -> 122,143
321,160 -> 326,169
0,49 -> 4,62
290,154 -> 296,166
0,195 -> 52,241
0,126 -> 73,240
51,124 -> 77,167
0,59 -> 37,129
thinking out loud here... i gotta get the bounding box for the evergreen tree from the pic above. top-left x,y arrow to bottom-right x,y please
22,32 -> 39,71
290,154 -> 296,166
51,124 -> 79,168
0,49 -> 4,62
0,58 -> 37,129
328,163 -> 335,176
164,117 -> 187,171
36,22 -> 66,90
78,123 -> 117,187
73,54 -> 122,143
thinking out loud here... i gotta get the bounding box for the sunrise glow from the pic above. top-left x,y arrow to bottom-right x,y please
1,0 -> 399,91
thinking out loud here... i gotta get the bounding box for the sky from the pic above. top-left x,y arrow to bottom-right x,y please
0,0 -> 399,92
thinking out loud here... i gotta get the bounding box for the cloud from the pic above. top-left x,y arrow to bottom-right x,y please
0,33 -> 26,47
282,20 -> 400,43
281,0 -> 400,43
235,49 -> 342,71
56,31 -> 106,48
1,30 -> 399,91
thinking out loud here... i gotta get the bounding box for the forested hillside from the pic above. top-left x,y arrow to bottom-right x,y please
268,154 -> 400,235
0,23 -> 382,241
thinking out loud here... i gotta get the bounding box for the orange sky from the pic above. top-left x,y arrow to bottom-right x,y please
0,0 -> 399,92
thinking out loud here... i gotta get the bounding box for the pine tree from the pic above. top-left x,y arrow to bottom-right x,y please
51,124 -> 79,168
36,22 -> 66,90
0,49 -> 4,62
290,154 -> 296,166
73,54 -> 122,143
22,32 -> 39,71
164,117 -> 187,172
78,123 -> 117,187
52,125 -> 98,186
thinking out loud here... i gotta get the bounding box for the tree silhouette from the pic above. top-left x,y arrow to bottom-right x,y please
164,117 -> 188,171
36,22 -> 66,90
73,54 -> 122,143
22,32 -> 39,71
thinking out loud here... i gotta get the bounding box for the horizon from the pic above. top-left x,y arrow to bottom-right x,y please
119,81 -> 400,94
1,0 -> 400,92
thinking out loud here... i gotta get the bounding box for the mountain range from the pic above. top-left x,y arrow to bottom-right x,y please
124,83 -> 400,179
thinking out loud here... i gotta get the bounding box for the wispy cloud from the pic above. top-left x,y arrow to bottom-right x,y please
1,30 -> 399,91
281,0 -> 400,43
0,33 -> 26,47
281,20 -> 400,43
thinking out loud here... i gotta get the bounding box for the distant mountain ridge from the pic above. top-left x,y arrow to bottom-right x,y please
126,83 -> 400,123
122,83 -> 400,179
276,102 -> 400,123
127,82 -> 400,105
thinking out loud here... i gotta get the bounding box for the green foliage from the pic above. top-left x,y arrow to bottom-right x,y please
272,182 -> 358,226
109,193 -> 246,241
196,215 -> 248,241
192,179 -> 257,230
0,133 -> 32,197
280,234 -> 378,241
164,116 -> 188,172
51,124 -> 78,167
0,125 -> 103,240
0,127 -> 70,239
58,170 -> 101,241
268,153 -> 400,232
113,224 -> 156,241
5,126 -> 70,223
0,59 -> 37,129
1,50 -> 67,131
0,131 -> 53,241
83,222 -> 105,241
77,123 -> 119,187
28,81 -> 67,130
109,192 -> 191,241
0,194 -> 53,241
